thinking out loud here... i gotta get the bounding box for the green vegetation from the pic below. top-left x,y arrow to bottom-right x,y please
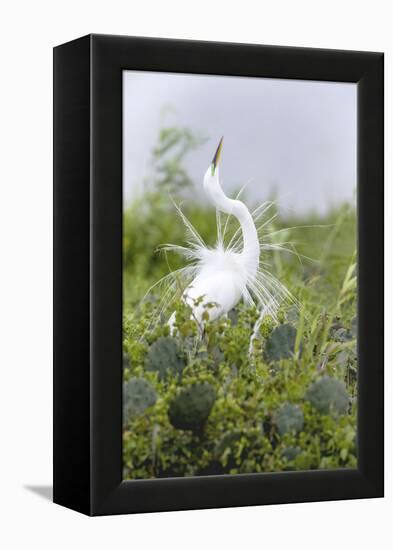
145,336 -> 186,381
122,126 -> 357,479
274,403 -> 304,436
123,378 -> 157,422
168,383 -> 216,433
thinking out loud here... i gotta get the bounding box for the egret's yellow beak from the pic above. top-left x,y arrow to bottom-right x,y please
211,137 -> 223,175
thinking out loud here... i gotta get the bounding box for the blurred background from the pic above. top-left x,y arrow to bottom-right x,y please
122,71 -> 357,309
123,71 -> 356,216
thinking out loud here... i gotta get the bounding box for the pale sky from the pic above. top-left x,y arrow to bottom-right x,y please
123,70 -> 356,216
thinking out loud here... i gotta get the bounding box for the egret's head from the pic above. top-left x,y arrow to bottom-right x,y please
203,137 -> 223,191
203,137 -> 234,215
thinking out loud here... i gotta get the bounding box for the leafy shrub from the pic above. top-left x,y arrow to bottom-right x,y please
282,446 -> 302,461
123,297 -> 357,478
214,430 -> 242,459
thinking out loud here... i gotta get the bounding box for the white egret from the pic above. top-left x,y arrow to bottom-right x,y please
160,138 -> 295,332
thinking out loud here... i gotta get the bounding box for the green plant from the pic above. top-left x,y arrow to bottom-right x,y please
145,336 -> 186,380
263,323 -> 297,363
123,378 -> 157,422
122,124 -> 358,479
168,383 -> 216,432
213,430 -> 242,459
281,446 -> 302,461
152,126 -> 206,192
274,403 -> 304,435
305,375 -> 349,415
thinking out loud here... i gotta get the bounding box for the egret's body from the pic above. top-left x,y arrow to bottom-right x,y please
182,251 -> 245,322
164,138 -> 293,331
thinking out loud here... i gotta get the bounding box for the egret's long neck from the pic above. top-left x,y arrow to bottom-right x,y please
204,168 -> 260,274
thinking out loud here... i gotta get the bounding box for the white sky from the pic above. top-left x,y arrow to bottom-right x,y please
123,71 -> 356,216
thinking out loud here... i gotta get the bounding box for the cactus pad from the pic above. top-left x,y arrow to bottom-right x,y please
168,383 -> 216,432
305,375 -> 349,415
145,336 -> 186,380
263,323 -> 297,362
274,403 -> 304,435
123,377 -> 157,422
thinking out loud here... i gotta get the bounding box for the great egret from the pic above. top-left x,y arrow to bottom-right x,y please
161,138 -> 295,332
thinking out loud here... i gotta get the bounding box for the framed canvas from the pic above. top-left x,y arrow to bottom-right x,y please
53,34 -> 384,516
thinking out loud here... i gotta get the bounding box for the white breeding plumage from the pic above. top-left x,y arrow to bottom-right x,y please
160,138 -> 295,332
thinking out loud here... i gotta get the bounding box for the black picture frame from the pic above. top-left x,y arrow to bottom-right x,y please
53,34 -> 384,516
